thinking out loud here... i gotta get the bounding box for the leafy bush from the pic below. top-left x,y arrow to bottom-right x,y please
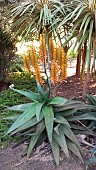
7,71 -> 36,89
4,84 -> 96,166
9,55 -> 24,72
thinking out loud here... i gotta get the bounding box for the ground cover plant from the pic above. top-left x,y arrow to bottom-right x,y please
0,72 -> 36,147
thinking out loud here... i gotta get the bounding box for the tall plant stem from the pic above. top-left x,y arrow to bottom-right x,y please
81,42 -> 87,80
91,38 -> 96,75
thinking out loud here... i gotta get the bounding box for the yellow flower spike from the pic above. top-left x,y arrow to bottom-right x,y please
51,60 -> 59,84
39,34 -> 47,62
60,64 -> 67,80
57,47 -> 62,65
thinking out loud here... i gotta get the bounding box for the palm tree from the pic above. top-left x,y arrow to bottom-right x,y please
0,26 -> 14,90
52,0 -> 96,93
6,0 -> 66,87
6,0 -> 96,92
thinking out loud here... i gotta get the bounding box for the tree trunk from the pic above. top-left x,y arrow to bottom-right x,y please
76,52 -> 81,77
81,42 -> 87,80
83,42 -> 90,95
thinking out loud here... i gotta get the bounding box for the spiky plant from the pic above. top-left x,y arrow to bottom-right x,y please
4,83 -> 96,166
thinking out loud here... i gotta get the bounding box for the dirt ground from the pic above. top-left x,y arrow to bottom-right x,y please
0,143 -> 86,170
0,61 -> 96,170
56,75 -> 96,101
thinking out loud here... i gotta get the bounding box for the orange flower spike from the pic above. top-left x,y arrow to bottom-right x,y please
51,60 -> 59,84
35,65 -> 42,83
51,61 -> 55,84
49,37 -> 54,60
59,48 -> 67,81
61,48 -> 67,65
31,45 -> 38,68
25,56 -> 31,72
53,48 -> 57,61
60,64 -> 67,80
39,34 -> 46,61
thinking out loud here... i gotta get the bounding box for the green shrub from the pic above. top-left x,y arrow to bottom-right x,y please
4,84 -> 96,166
9,55 -> 24,72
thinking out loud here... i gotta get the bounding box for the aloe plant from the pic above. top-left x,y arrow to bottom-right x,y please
4,83 -> 96,166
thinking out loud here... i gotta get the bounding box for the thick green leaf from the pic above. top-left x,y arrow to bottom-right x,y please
18,127 -> 36,137
27,121 -> 45,157
66,139 -> 83,161
51,138 -> 60,166
88,121 -> 96,129
55,115 -> 71,127
54,100 -> 83,112
11,114 -> 44,135
55,108 -> 78,116
3,115 -> 21,121
70,123 -> 90,131
27,134 -> 40,158
86,94 -> 96,105
54,124 -> 60,135
37,83 -> 45,101
48,97 -> 67,105
42,106 -> 54,143
36,120 -> 45,133
7,103 -> 32,112
61,125 -> 81,149
73,130 -> 93,136
43,88 -> 50,104
67,112 -> 96,121
11,88 -> 39,101
35,130 -> 47,148
5,103 -> 37,135
53,131 -> 69,158
36,102 -> 43,121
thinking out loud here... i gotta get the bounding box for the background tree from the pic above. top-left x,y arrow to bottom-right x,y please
5,0 -> 96,93
5,0 -> 67,89
0,26 -> 14,89
51,0 -> 96,93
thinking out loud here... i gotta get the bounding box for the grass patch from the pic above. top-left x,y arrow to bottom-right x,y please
0,72 -> 37,147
